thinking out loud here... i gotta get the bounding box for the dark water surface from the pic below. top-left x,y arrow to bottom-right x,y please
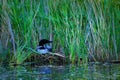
0,63 -> 120,80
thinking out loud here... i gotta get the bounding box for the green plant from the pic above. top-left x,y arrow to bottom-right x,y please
0,0 -> 120,65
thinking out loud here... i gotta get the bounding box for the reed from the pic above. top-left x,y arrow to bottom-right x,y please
85,0 -> 119,61
0,0 -> 120,65
48,0 -> 88,63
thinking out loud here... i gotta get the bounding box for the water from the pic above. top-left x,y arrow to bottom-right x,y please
0,63 -> 120,80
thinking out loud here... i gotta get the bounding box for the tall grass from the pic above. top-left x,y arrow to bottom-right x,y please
85,0 -> 120,61
0,0 -> 120,65
48,0 -> 87,63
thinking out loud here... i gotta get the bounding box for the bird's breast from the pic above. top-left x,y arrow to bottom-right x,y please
37,48 -> 49,54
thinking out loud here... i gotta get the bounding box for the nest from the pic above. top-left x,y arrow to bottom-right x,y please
25,53 -> 66,66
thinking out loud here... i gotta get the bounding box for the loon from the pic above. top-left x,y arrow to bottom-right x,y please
36,39 -> 52,54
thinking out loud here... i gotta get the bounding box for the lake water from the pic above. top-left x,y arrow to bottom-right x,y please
0,62 -> 120,80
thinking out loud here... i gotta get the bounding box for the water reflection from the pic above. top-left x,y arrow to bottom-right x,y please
0,63 -> 120,80
88,62 -> 120,80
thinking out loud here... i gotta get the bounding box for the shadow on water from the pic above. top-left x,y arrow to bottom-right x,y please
0,63 -> 120,80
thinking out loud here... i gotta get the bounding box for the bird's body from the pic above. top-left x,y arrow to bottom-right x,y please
36,39 -> 52,54
36,47 -> 49,54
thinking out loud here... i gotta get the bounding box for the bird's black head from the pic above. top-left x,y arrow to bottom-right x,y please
39,39 -> 52,46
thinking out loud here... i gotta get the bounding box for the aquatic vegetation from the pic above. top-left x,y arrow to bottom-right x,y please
0,0 -> 120,65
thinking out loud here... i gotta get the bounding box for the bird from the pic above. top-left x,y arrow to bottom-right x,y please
36,39 -> 52,54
